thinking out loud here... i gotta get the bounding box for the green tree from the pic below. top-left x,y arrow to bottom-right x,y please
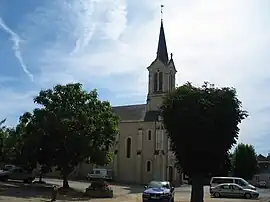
0,118 -> 21,165
232,143 -> 257,180
161,82 -> 248,202
0,115 -> 35,168
32,83 -> 119,188
2,128 -> 20,164
14,113 -> 37,169
21,109 -> 60,181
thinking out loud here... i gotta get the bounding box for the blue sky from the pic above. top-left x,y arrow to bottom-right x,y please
0,0 -> 270,154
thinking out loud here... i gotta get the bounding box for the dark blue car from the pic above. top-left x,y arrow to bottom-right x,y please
142,181 -> 175,202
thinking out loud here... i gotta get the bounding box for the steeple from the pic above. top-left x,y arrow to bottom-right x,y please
156,6 -> 168,64
146,5 -> 177,111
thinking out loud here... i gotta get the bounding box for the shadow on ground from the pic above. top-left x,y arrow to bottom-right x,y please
0,181 -> 90,201
109,181 -> 144,194
123,185 -> 144,194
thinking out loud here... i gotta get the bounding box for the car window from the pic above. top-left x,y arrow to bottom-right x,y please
95,170 -> 101,174
232,185 -> 242,190
212,178 -> 233,184
162,183 -> 170,189
235,179 -> 248,186
221,185 -> 230,189
107,170 -> 112,176
148,181 -> 170,189
148,181 -> 163,188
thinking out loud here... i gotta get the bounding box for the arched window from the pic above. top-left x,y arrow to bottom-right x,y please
158,72 -> 163,91
148,130 -> 152,140
126,137 -> 131,158
154,72 -> 158,92
146,161 -> 151,172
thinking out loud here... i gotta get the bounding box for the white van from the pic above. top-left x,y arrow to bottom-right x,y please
210,177 -> 256,190
86,168 -> 113,181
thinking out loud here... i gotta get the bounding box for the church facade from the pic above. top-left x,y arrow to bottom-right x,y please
110,19 -> 182,185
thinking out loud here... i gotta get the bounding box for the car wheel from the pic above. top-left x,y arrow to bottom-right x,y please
244,193 -> 251,199
214,192 -> 220,198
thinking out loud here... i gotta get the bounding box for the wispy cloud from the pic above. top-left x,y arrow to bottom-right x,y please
0,17 -> 34,81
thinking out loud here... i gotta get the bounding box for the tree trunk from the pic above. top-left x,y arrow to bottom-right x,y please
62,170 -> 70,188
39,173 -> 43,182
190,174 -> 204,202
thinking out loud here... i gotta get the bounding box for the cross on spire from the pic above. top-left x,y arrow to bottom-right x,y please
161,5 -> 164,20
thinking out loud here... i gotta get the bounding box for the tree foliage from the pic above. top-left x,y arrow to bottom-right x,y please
212,152 -> 232,177
232,143 -> 257,180
26,83 -> 119,188
0,119 -> 21,164
0,115 -> 37,169
161,82 -> 248,202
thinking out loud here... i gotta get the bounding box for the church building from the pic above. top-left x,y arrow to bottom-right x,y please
111,17 -> 182,185
47,13 -> 182,185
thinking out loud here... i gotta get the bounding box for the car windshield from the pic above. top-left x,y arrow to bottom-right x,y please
148,181 -> 170,189
241,179 -> 249,185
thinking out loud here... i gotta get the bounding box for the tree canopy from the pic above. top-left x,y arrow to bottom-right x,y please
232,143 -> 258,180
161,82 -> 248,202
0,119 -> 20,164
15,83 -> 119,187
212,152 -> 232,177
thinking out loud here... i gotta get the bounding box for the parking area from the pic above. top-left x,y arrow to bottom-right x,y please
0,179 -> 270,202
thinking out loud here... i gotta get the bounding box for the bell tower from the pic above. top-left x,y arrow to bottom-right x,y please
146,7 -> 177,111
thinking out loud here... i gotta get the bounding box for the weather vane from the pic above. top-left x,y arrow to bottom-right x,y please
161,5 -> 164,20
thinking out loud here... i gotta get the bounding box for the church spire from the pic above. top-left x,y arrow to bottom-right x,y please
156,5 -> 169,64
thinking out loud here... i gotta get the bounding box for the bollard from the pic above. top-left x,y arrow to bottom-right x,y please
51,185 -> 58,202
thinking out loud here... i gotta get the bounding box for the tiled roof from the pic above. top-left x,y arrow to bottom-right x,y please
112,104 -> 146,121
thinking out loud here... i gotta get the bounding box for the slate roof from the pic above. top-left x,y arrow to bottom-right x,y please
144,110 -> 161,122
257,154 -> 270,162
112,104 -> 146,121
257,154 -> 267,161
112,104 -> 162,122
157,20 -> 169,64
